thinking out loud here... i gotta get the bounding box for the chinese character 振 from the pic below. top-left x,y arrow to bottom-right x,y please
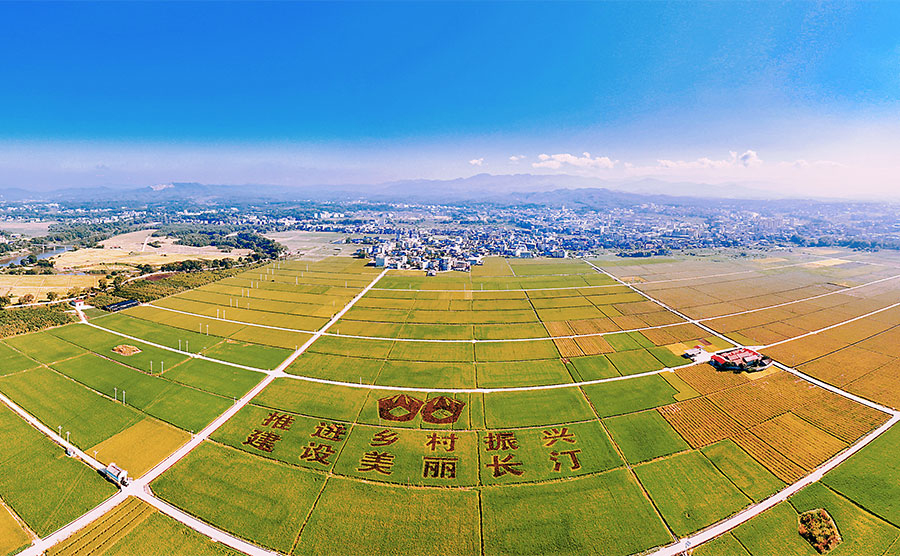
484,431 -> 519,451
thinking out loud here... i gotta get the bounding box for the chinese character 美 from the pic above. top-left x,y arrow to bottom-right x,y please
261,411 -> 295,431
541,427 -> 576,447
243,429 -> 281,453
485,453 -> 524,477
484,431 -> 519,452
550,449 -> 582,472
311,422 -> 347,442
425,432 -> 458,452
357,451 -> 395,475
299,442 -> 336,466
423,456 -> 458,479
370,429 -> 399,447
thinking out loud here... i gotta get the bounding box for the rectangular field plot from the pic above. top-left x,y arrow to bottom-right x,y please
790,482 -> 900,556
0,403 -> 117,537
163,358 -> 264,399
4,329 -> 86,364
729,501 -> 817,556
52,354 -> 231,433
702,439 -> 784,502
481,469 -> 671,556
476,360 -> 575,388
387,341 -> 474,363
332,424 -> 480,487
475,340 -> 560,362
200,339 -> 292,370
749,412 -> 847,471
0,341 -> 38,376
583,374 -> 691,417
48,324 -> 189,374
309,335 -> 395,359
60,500 -> 242,556
634,450 -> 752,536
252,378 -> 368,422
824,424 -> 900,527
483,387 -> 595,428
568,355 -> 619,381
295,477 -> 481,556
88,418 -> 190,478
214,406 -> 352,473
474,323 -> 549,340
478,420 -> 623,485
0,367 -> 142,448
152,441 -> 325,553
286,352 -> 384,383
91,312 -> 222,353
604,410 -> 689,464
376,360 -> 476,389
0,500 -> 29,556
607,349 -> 667,376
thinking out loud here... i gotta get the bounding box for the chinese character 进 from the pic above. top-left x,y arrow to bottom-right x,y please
261,411 -> 295,431
484,431 -> 519,451
311,422 -> 347,442
357,451 -> 395,475
370,429 -> 399,447
423,456 -> 458,479
550,449 -> 582,472
425,432 -> 458,452
485,453 -> 524,478
541,427 -> 576,447
299,442 -> 336,466
243,429 -> 281,453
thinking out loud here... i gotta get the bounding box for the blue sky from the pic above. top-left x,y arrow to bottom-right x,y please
1,1 -> 898,196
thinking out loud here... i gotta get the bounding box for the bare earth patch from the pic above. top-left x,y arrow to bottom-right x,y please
113,345 -> 142,356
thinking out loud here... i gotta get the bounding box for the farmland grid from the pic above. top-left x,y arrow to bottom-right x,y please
2,257 -> 899,556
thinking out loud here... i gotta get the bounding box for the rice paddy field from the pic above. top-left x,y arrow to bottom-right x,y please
2,250 -> 900,556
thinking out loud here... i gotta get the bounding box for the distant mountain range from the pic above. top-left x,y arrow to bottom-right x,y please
0,173 -> 851,206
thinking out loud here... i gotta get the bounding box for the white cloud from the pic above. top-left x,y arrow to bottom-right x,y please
780,158 -> 845,169
468,157 -> 484,166
656,150 -> 762,170
532,152 -> 618,170
509,155 -> 526,163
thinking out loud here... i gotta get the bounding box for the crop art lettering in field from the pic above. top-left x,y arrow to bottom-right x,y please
423,456 -> 458,479
377,394 -> 466,424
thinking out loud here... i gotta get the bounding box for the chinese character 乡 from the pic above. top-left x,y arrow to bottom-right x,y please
549,449 -> 582,472
370,429 -> 399,447
243,429 -> 281,453
484,431 -> 518,451
423,456 -> 458,479
299,442 -> 336,466
485,454 -> 524,477
425,432 -> 458,452
261,411 -> 295,431
357,451 -> 395,475
542,427 -> 576,447
311,422 -> 347,442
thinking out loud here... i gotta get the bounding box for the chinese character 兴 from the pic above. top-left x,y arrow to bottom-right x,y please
542,427 -> 576,447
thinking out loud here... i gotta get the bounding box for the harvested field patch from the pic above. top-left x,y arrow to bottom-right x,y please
89,419 -> 190,478
750,413 -> 847,471
573,334 -> 614,355
47,497 -> 156,556
793,395 -> 889,443
675,364 -> 749,395
846,361 -> 900,410
730,429 -> 807,484
658,397 -> 744,448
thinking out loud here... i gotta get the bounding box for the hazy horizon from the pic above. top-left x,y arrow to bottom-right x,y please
1,2 -> 898,199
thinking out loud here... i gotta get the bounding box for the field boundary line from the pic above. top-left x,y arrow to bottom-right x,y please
140,271 -> 900,344
584,258 -> 900,555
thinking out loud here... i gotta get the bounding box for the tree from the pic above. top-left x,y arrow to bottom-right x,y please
98,278 -> 108,289
0,295 -> 10,308
20,294 -> 34,304
46,291 -> 59,301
